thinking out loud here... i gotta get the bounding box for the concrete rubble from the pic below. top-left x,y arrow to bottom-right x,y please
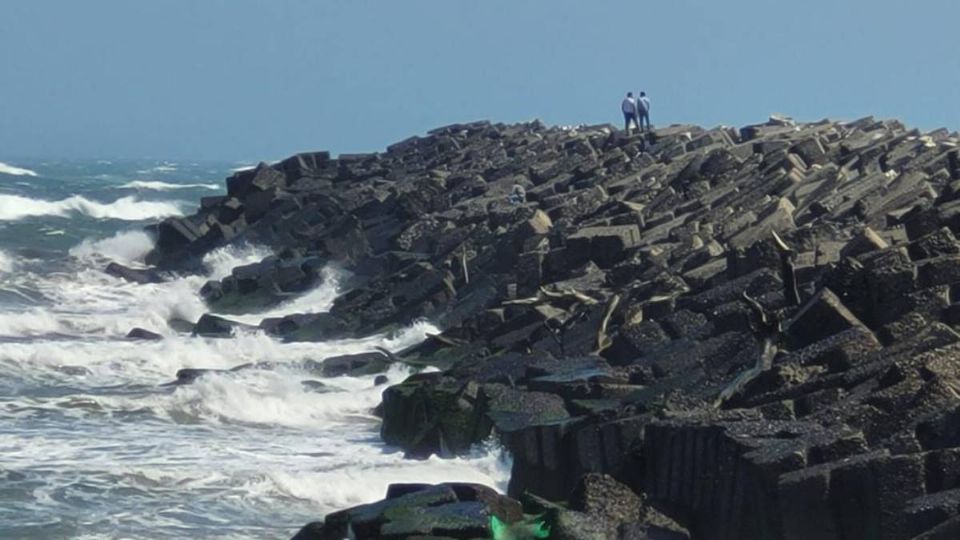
138,115 -> 960,539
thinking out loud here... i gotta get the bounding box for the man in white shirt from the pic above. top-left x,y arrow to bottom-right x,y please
637,91 -> 651,132
621,92 -> 638,135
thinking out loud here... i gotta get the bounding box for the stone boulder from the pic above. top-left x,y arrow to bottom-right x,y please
292,483 -> 522,540
105,262 -> 164,284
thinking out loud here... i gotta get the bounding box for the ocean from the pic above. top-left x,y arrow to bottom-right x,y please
0,159 -> 508,539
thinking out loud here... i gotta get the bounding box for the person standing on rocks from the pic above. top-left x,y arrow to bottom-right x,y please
637,91 -> 651,132
621,92 -> 638,134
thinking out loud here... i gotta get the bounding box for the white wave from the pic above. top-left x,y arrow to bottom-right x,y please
0,301 -> 438,383
251,440 -> 511,515
163,363 -> 405,428
202,244 -> 275,280
137,164 -> 178,174
0,308 -> 66,336
0,241 -> 487,537
0,161 -> 38,176
70,230 -> 156,264
0,243 -> 275,340
0,194 -> 183,221
0,268 -> 207,340
0,325 -> 439,460
0,369 -> 509,535
0,250 -> 13,273
117,180 -> 221,191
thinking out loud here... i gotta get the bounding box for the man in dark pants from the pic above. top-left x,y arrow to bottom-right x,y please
621,92 -> 638,134
637,91 -> 651,132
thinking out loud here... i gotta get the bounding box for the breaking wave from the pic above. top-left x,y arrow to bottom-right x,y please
0,224 -> 505,537
0,161 -> 38,177
69,230 -> 156,264
117,180 -> 221,191
0,194 -> 183,221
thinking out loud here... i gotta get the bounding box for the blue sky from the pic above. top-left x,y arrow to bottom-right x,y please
2,0 -> 958,161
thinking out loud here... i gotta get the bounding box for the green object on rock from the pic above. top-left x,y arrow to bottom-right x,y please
490,515 -> 550,539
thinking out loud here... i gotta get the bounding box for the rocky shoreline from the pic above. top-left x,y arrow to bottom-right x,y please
128,116 -> 960,539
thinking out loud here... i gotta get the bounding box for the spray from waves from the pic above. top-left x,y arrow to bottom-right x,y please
70,230 -> 156,264
117,180 -> 221,191
0,250 -> 13,273
0,194 -> 184,221
0,161 -> 38,176
202,243 -> 275,280
0,241 -> 273,340
0,269 -> 208,340
2,313 -> 439,388
61,324 -> 441,439
257,439 -> 512,514
160,363 -> 407,428
67,230 -> 266,276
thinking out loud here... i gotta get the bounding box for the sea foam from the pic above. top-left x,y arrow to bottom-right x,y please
0,233 -> 499,538
0,194 -> 183,221
0,242 -> 272,340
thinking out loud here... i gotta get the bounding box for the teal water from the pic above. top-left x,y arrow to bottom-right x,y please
0,158 -> 508,539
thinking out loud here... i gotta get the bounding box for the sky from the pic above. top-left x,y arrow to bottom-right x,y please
1,0 -> 959,161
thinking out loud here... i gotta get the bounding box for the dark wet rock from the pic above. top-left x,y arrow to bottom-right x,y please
379,372 -> 569,459
294,483 -> 521,540
193,313 -> 256,337
126,327 -> 163,340
314,351 -> 390,377
54,365 -> 93,377
300,380 -> 333,393
167,367 -> 225,385
104,262 -> 164,284
167,317 -> 195,334
166,362 -> 278,386
202,253 -> 326,314
379,373 -> 482,458
374,375 -> 389,386
263,313 -> 353,341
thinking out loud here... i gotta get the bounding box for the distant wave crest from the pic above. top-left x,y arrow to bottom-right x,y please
136,164 -> 178,174
0,194 -> 183,221
117,180 -> 220,191
0,161 -> 38,177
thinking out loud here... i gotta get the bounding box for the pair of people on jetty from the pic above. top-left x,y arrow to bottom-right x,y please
621,91 -> 650,134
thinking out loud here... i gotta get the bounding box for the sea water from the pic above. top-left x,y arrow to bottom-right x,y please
0,159 -> 509,539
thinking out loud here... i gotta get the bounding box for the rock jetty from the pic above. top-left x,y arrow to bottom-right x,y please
142,116 -> 960,539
